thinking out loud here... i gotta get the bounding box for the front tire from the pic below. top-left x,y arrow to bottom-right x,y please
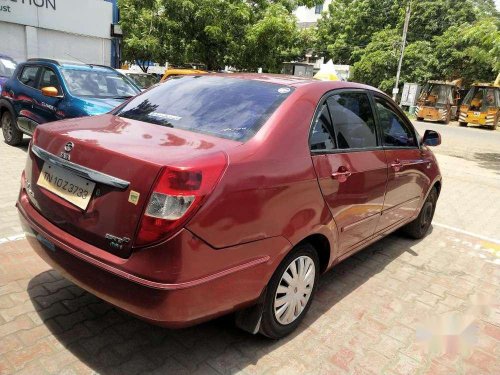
459,121 -> 467,127
402,188 -> 438,239
1,111 -> 23,146
259,244 -> 319,339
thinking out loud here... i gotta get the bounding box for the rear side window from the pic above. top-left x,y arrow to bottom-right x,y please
326,92 -> 377,149
115,76 -> 293,141
375,97 -> 417,147
310,104 -> 336,151
19,66 -> 40,88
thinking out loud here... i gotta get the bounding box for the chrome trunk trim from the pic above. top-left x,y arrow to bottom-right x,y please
31,145 -> 130,189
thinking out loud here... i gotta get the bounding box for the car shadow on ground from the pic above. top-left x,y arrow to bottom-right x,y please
474,152 -> 500,173
28,229 -> 430,374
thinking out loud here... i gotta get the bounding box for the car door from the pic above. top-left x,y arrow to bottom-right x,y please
15,65 -> 42,134
311,90 -> 388,254
33,67 -> 64,124
373,94 -> 430,232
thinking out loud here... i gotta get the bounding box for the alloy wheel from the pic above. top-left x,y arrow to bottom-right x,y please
274,255 -> 315,325
2,113 -> 12,142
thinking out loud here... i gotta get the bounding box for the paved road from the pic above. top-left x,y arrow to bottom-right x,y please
0,124 -> 499,374
414,120 -> 500,165
413,121 -> 500,241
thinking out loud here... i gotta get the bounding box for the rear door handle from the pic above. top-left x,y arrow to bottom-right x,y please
331,167 -> 351,182
390,160 -> 402,172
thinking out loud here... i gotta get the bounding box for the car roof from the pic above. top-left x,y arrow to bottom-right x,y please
204,73 -> 383,93
24,58 -> 117,72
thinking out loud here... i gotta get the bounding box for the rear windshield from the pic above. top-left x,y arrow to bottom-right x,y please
115,75 -> 293,141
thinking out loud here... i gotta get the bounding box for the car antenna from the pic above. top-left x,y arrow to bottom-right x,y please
65,53 -> 93,68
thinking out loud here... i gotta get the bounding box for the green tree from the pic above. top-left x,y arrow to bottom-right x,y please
351,29 -> 439,92
316,0 -> 401,64
119,0 -> 322,71
118,0 -> 168,71
241,3 -> 301,72
434,18 -> 500,85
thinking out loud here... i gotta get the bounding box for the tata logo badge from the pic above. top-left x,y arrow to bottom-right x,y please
64,142 -> 74,152
128,190 -> 140,205
60,142 -> 74,160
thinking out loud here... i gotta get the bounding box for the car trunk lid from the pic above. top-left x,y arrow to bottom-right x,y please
26,114 -> 238,257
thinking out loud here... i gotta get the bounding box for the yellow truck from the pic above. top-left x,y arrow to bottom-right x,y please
458,74 -> 500,129
416,80 -> 461,124
160,64 -> 208,82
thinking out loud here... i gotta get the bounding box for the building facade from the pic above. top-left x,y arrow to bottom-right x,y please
0,0 -> 119,66
293,0 -> 331,28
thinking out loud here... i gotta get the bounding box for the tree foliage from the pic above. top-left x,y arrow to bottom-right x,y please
119,0 -> 323,72
318,0 -> 499,92
119,0 -> 499,87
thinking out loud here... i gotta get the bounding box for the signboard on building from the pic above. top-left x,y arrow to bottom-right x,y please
0,0 -> 112,39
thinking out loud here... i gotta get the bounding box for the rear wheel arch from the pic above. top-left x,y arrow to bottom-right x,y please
295,233 -> 331,274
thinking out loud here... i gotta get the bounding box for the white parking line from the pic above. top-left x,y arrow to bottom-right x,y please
0,233 -> 25,244
433,222 -> 500,245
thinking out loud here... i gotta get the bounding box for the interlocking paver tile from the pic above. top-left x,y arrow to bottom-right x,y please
1,135 -> 499,374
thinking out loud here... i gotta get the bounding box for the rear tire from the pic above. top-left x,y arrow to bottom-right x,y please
402,188 -> 438,239
1,111 -> 23,146
259,243 -> 319,339
416,117 -> 424,121
459,121 -> 467,127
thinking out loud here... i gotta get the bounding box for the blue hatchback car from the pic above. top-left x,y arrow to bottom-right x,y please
0,58 -> 141,146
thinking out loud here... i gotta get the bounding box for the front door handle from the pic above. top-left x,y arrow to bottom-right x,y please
390,160 -> 403,172
331,167 -> 352,182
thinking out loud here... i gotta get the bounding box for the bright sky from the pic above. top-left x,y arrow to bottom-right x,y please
496,0 -> 500,10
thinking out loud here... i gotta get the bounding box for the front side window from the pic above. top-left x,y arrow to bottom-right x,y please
19,66 -> 40,88
115,76 -> 293,141
375,97 -> 417,148
326,92 -> 377,149
310,104 -> 336,151
39,68 -> 62,95
60,67 -> 140,98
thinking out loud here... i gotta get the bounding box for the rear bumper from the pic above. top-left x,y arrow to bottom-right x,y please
416,107 -> 447,122
17,190 -> 291,328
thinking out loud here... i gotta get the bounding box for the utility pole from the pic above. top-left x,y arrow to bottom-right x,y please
393,1 -> 411,101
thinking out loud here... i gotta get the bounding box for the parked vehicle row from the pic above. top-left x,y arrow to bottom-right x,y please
15,73 -> 442,338
0,58 -> 141,145
413,75 -> 499,129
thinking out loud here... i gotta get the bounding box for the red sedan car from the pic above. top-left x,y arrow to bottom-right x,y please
17,74 -> 441,338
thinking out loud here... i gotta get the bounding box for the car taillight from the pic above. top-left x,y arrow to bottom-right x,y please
135,152 -> 227,246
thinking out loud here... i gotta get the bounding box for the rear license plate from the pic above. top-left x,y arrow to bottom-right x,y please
37,163 -> 96,210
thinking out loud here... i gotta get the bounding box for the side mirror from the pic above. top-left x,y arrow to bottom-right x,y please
41,86 -> 59,97
422,129 -> 441,147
